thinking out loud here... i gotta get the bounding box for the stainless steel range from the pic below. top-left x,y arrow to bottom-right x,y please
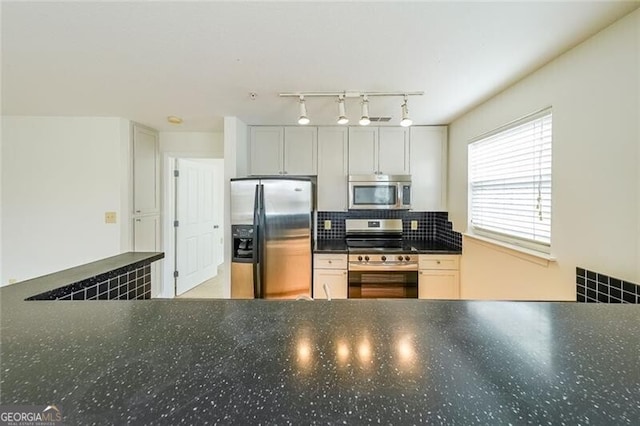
345,219 -> 418,299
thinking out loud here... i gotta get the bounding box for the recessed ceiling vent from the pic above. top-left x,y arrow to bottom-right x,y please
368,117 -> 392,122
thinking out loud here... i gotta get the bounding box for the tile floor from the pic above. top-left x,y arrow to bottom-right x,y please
176,268 -> 225,299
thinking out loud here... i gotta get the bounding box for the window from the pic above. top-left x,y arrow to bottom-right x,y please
468,109 -> 552,253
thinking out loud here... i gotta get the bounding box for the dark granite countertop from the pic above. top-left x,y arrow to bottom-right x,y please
314,239 -> 461,254
314,239 -> 348,253
1,293 -> 639,423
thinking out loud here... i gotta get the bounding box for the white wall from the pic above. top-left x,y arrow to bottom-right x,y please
448,10 -> 640,300
1,116 -> 131,285
159,131 -> 224,157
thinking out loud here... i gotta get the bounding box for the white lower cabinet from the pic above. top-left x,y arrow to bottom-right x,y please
313,254 -> 348,299
418,255 -> 460,300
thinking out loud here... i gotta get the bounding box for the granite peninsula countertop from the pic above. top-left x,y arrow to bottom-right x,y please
1,280 -> 639,424
314,239 -> 461,254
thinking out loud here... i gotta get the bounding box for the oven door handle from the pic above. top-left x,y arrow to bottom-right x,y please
348,262 -> 418,271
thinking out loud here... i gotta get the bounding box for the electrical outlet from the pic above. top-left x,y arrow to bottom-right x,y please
324,220 -> 332,230
411,220 -> 418,230
105,211 -> 117,224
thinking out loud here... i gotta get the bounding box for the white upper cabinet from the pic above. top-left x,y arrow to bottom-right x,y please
283,127 -> 317,176
132,124 -> 160,215
378,127 -> 409,175
348,127 -> 408,175
249,127 -> 283,176
409,126 -> 448,211
348,127 -> 378,175
317,127 -> 348,211
249,126 -> 317,176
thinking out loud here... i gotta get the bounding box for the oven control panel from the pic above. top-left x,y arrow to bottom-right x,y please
350,254 -> 415,262
348,254 -> 418,270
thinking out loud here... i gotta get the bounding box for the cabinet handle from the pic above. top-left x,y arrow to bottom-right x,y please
343,271 -> 347,275
419,271 -> 424,275
135,219 -> 141,222
135,210 -> 141,213
328,260 -> 332,264
436,260 -> 441,264
283,171 -> 288,175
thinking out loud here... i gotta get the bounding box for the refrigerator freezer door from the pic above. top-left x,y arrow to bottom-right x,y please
230,179 -> 259,225
262,179 -> 312,298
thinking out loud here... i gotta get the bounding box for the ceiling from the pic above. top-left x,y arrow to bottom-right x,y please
2,1 -> 639,132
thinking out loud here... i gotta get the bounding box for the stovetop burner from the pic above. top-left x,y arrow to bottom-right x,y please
345,237 -> 403,249
347,246 -> 419,254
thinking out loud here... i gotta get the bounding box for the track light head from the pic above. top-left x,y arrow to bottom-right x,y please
337,95 -> 349,125
400,96 -> 412,127
298,95 -> 310,125
359,95 -> 370,126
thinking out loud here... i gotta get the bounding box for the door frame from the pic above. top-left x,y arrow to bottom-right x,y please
161,152 -> 224,298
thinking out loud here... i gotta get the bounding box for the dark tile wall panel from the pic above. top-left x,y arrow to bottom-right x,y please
576,267 -> 639,304
435,212 -> 463,251
28,263 -> 152,301
316,210 -> 462,249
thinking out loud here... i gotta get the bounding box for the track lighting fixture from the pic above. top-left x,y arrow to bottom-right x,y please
298,96 -> 310,125
400,96 -> 413,127
359,95 -> 371,126
280,91 -> 423,126
337,96 -> 349,125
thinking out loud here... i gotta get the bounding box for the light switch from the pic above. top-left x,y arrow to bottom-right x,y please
411,220 -> 418,230
324,220 -> 332,230
105,211 -> 117,224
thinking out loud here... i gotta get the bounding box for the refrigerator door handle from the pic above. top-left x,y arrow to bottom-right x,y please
252,184 -> 261,299
258,184 -> 267,299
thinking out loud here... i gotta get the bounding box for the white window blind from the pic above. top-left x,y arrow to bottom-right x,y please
469,109 -> 552,252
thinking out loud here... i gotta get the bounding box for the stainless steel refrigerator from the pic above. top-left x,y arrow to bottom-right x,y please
230,177 -> 313,299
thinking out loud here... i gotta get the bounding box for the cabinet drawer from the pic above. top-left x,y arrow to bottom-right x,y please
314,254 -> 348,269
418,255 -> 459,270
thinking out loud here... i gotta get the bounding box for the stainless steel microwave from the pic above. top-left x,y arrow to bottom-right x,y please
348,175 -> 411,210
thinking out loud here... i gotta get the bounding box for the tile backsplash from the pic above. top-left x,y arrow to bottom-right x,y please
27,262 -> 152,301
576,267 -> 639,304
317,210 -> 462,250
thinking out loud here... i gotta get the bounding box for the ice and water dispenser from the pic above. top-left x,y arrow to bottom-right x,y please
232,225 -> 254,263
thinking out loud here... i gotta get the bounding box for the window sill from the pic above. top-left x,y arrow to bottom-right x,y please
463,233 -> 557,266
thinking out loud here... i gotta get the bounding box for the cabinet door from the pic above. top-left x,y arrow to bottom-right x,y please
133,124 -> 160,215
348,127 -> 378,175
378,127 -> 408,175
134,214 -> 161,297
133,214 -> 161,251
410,126 -> 447,210
317,127 -> 348,211
313,269 -> 348,299
284,127 -> 317,175
250,127 -> 283,175
418,270 -> 459,300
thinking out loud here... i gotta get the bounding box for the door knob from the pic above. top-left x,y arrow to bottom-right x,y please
214,225 -> 219,229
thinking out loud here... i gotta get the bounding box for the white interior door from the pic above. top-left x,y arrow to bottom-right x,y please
213,163 -> 225,266
176,159 -> 218,295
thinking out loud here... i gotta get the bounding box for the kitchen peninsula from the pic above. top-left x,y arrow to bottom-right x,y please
1,256 -> 639,424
